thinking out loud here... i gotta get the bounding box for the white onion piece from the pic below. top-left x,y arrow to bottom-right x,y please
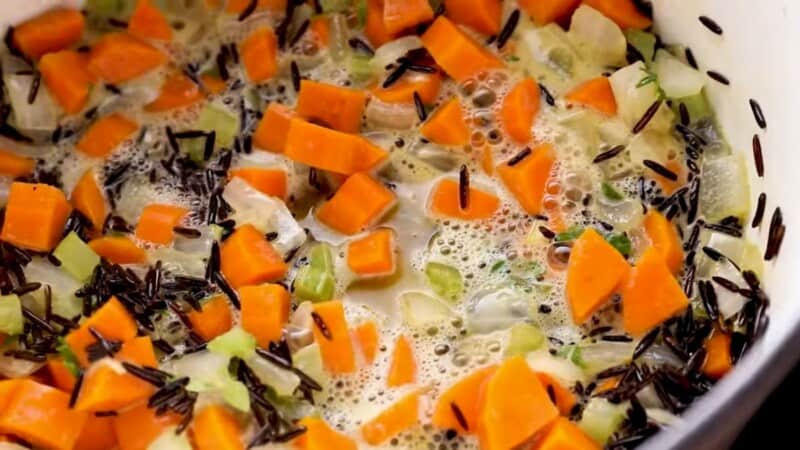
609,62 -> 673,132
526,350 -> 587,385
399,291 -> 458,328
365,98 -> 418,130
148,248 -> 207,278
580,341 -> 634,375
371,36 -> 423,72
248,356 -> 301,397
569,5 -> 627,68
23,257 -> 82,318
5,73 -> 60,131
699,154 -> 750,222
653,49 -> 706,99
0,353 -> 43,378
466,287 -> 530,334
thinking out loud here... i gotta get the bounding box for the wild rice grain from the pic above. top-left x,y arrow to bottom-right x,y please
496,9 -> 520,49
289,19 -> 310,47
685,47 -> 698,69
752,193 -> 766,228
707,70 -> 730,85
539,226 -> 555,239
413,91 -> 427,121
633,100 -> 662,133
458,165 -> 470,210
540,84 -> 555,106
238,0 -> 258,21
290,61 -> 301,92
27,71 -> 41,105
698,16 -> 723,35
679,102 -> 690,125
593,145 -> 625,164
752,134 -> 764,177
508,147 -> 532,166
643,159 -> 678,181
382,60 -> 409,88
311,311 -> 332,339
450,403 -> 469,431
347,37 -> 374,55
749,99 -> 767,129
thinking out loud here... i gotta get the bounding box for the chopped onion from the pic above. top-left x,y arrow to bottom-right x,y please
399,291 -> 458,328
365,98 -> 419,130
609,62 -> 673,133
148,248 -> 207,278
526,350 -> 586,385
518,24 -> 580,76
174,226 -> 214,255
594,195 -> 644,232
653,49 -> 705,99
23,257 -> 83,318
371,36 -> 423,72
4,72 -> 60,131
699,154 -> 750,222
466,287 -> 530,334
579,341 -> 634,375
569,5 -> 627,68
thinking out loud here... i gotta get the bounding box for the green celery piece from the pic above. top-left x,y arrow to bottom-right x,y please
606,233 -> 632,257
674,91 -> 713,123
186,365 -> 251,412
625,29 -> 657,64
207,326 -> 256,359
554,225 -> 585,242
505,323 -> 545,357
579,398 -> 628,445
350,54 -> 375,83
425,262 -> 463,302
557,344 -> 585,367
0,294 -> 23,336
294,343 -> 329,390
294,266 -> 335,302
601,182 -> 624,201
309,243 -> 334,274
185,105 -> 240,160
53,232 -> 100,282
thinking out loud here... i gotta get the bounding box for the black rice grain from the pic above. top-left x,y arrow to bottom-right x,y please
413,91 -> 427,121
311,311 -> 332,339
450,403 -> 469,431
633,100 -> 662,134
27,71 -> 41,105
707,70 -> 730,85
752,134 -> 764,177
593,145 -> 625,164
382,60 -> 409,88
69,372 -> 84,409
685,47 -> 698,69
643,159 -> 678,181
458,164 -> 469,210
496,9 -> 520,50
290,61 -> 301,92
749,99 -> 767,129
698,16 -> 723,35
540,84 -> 555,106
765,207 -> 786,261
347,37 -> 374,55
752,193 -> 766,228
539,226 -> 555,240
238,0 -> 258,21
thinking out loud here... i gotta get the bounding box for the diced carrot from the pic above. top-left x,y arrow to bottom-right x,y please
253,103 -> 295,153
0,379 -> 88,450
361,391 -> 420,445
240,27 -> 278,83
71,169 -> 107,231
347,229 -> 396,277
0,149 -> 34,178
40,50 -> 93,114
12,9 -> 85,60
0,380 -> 20,411
432,365 -> 497,434
531,417 -> 601,450
294,417 -> 357,450
191,405 -> 244,450
654,159 -> 684,195
113,404 -> 181,450
444,0 -> 502,35
134,203 -> 188,245
643,210 -> 683,274
365,0 -> 394,47
296,80 -> 368,133
187,295 -> 233,342
88,33 -> 168,84
622,247 -> 689,336
383,0 -> 434,35
77,113 -> 139,158
421,16 -> 504,82
566,228 -> 630,324
65,297 -> 138,367
497,143 -> 555,215
220,225 -> 288,288
311,301 -> 356,374
387,335 -> 416,387
594,377 -> 619,395
372,71 -> 443,104
702,330 -> 732,380
202,74 -> 227,94
420,98 -> 471,146
353,321 -> 380,364
75,414 -> 118,450
565,77 -> 618,116
89,236 -> 147,265
500,77 -> 540,143
535,373 -> 576,416
478,356 -> 559,450
206,0 -> 287,13
481,145 -> 494,175
284,119 -> 389,174
309,16 -> 330,47
145,73 -> 204,112
129,0 -> 173,41
47,358 -> 78,392
582,0 -> 652,29
75,337 -> 158,412
428,178 -> 499,220
0,182 -> 72,252
317,172 -> 396,235
518,0 -> 581,25
240,284 -> 290,348
230,168 -> 288,199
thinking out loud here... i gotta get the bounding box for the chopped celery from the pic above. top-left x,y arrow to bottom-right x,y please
320,0 -> 351,12
557,344 -> 585,367
399,291 -> 457,328
0,294 -> 23,336
601,182 -> 624,201
294,343 -> 328,390
555,225 -> 584,242
505,323 -> 545,357
147,427 -> 192,450
186,105 -> 240,160
207,326 -> 256,359
53,232 -> 101,282
674,91 -> 713,123
294,266 -> 335,302
56,339 -> 82,376
309,243 -> 334,274
606,233 -> 632,257
625,29 -> 656,63
424,262 -> 463,301
187,364 -> 251,412
350,54 -> 375,83
578,398 -> 628,445
249,356 -> 301,397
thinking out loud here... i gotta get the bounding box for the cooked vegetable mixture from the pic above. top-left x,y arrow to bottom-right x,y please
0,0 -> 772,449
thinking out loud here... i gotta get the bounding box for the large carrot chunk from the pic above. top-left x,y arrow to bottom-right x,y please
421,17 -> 503,82
501,77 -> 540,143
75,414 -> 118,450
1,182 -> 72,252
432,365 -> 497,434
643,210 -> 683,274
429,179 -> 499,220
240,284 -> 290,348
565,77 -> 618,116
531,417 -> 601,450
361,392 -> 420,445
519,0 -> 581,25
12,9 -> 85,60
373,72 -> 442,104
0,379 -> 88,450
536,373 -> 577,416
188,295 -> 233,342
191,405 -> 244,450
296,80 -> 367,133
128,0 -> 173,42
65,296 -> 138,366
89,236 -> 147,265
622,247 -> 689,336
387,335 -> 416,387
253,103 -> 295,153
583,0 -> 652,29
421,98 -> 471,146
77,113 -> 139,158
497,143 -> 555,215
312,301 -> 356,374
145,73 -> 204,112
365,0 -> 394,47
566,229 -> 630,324
40,50 -> 93,114
284,119 -> 388,175
113,404 -> 181,450
317,173 -> 396,235
478,356 -> 559,450
294,417 -> 357,450
240,27 -> 278,83
702,330 -> 732,380
230,168 -> 287,199
383,0 -> 435,35
88,33 -> 167,83
0,148 -> 34,178
353,321 -> 380,364
347,229 -> 396,277
135,203 -> 188,245
71,169 -> 107,231
444,0 -> 502,35
220,225 -> 288,288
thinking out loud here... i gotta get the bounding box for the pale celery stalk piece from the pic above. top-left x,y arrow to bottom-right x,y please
0,294 -> 23,336
53,232 -> 100,283
207,326 -> 256,359
424,262 -> 463,302
505,323 -> 546,357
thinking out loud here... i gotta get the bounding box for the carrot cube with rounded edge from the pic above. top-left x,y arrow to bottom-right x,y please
40,50 -> 93,114
230,167 -> 287,199
88,33 -> 167,84
253,103 -> 295,153
145,72 -> 204,112
47,358 -> 78,392
89,236 -> 147,265
501,77 -> 541,144
421,98 -> 471,146
75,414 -> 118,450
383,0 -> 435,35
113,404 -> 181,450
317,173 -> 396,235
65,296 -> 138,367
429,179 -> 499,220
220,225 -> 288,288
519,0 -> 581,25
347,229 -> 396,277
295,417 -> 357,450
188,295 -> 234,342
372,72 -> 442,105
361,391 -> 420,445
353,321 -> 380,364
191,405 -> 244,450
421,16 -> 504,82
71,169 -> 107,231
432,365 -> 497,434
311,301 -> 356,374
387,335 -> 416,387
0,149 -> 34,178
296,80 -> 368,133
444,0 -> 502,35
135,203 -> 189,245
1,182 -> 72,252
240,27 -> 278,83
240,284 -> 290,348
531,417 -> 601,450
565,77 -> 618,116
12,9 -> 85,60
284,119 -> 388,175
644,210 -> 683,274
128,0 -> 173,42
78,113 -> 139,158
702,330 -> 732,380
497,143 -> 556,215
365,0 -> 393,47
